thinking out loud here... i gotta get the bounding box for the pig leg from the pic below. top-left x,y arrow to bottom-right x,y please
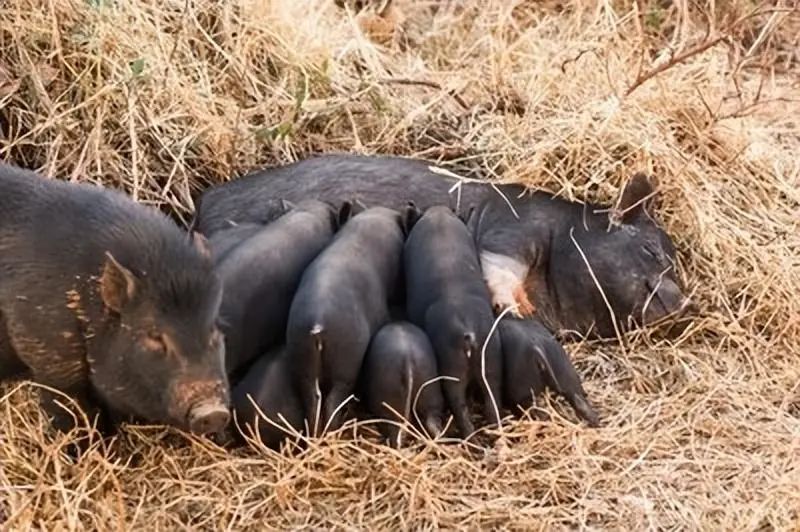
300,379 -> 322,438
441,378 -> 474,438
477,335 -> 503,428
4,307 -> 101,434
479,250 -> 535,318
477,371 -> 503,429
382,422 -> 403,448
321,381 -> 354,435
0,311 -> 27,380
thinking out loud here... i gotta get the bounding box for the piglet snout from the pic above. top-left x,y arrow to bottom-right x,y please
188,400 -> 230,435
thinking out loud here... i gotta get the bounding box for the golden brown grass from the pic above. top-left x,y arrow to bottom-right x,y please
1,0 -> 799,529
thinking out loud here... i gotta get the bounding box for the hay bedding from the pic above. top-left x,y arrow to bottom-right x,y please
1,0 -> 798,529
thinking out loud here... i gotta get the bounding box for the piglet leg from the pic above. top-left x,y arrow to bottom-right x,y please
321,382 -> 353,435
442,378 -> 474,438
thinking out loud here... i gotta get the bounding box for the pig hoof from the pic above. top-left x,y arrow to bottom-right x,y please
570,395 -> 600,428
188,401 -> 231,435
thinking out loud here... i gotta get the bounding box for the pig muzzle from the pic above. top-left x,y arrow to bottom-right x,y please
169,378 -> 231,435
188,400 -> 231,435
642,278 -> 697,337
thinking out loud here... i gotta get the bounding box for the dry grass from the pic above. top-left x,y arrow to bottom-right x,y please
1,0 -> 799,529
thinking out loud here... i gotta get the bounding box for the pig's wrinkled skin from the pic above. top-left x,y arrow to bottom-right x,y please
361,321 -> 446,447
286,206 -> 415,437
0,163 -> 230,437
212,200 -> 343,378
193,154 -> 694,339
404,206 -> 503,438
231,346 -> 304,449
499,316 -> 599,426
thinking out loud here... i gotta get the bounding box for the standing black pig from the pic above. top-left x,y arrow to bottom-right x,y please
499,316 -> 599,426
213,199 -> 349,377
0,163 -> 229,436
405,205 -> 503,438
231,346 -> 304,449
361,321 -> 445,447
192,154 -> 694,340
285,205 -> 417,437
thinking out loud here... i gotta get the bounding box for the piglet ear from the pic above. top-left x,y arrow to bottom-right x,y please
100,252 -> 138,313
337,201 -> 354,229
400,201 -> 422,236
616,172 -> 655,224
459,204 -> 476,226
337,198 -> 368,228
190,230 -> 212,260
279,198 -> 296,213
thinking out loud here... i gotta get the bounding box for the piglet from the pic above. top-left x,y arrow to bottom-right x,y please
499,316 -> 599,426
404,205 -> 503,438
286,205 -> 418,437
361,321 -> 445,447
231,346 -> 304,449
215,199 -> 349,377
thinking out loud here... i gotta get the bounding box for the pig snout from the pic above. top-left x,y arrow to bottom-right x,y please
643,278 -> 694,325
169,378 -> 231,434
188,400 -> 231,435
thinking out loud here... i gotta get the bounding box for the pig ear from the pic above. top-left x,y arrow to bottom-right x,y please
616,172 -> 655,224
532,346 -> 563,394
190,230 -> 212,260
279,199 -> 296,213
337,201 -> 355,229
337,198 -> 368,228
100,252 -> 138,313
459,204 -> 476,226
400,201 -> 422,236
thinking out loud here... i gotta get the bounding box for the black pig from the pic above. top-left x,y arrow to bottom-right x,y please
404,205 -> 503,438
192,154 -> 694,339
0,163 -> 230,437
499,316 -> 599,426
286,205 -> 416,437
361,321 -> 445,447
231,346 -> 304,449
214,199 -> 347,377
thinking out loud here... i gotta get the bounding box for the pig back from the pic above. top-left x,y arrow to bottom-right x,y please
0,164 -> 208,335
194,154 -> 491,235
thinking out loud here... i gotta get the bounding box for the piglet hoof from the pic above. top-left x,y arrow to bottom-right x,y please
188,401 -> 231,436
570,395 -> 600,428
424,417 -> 444,440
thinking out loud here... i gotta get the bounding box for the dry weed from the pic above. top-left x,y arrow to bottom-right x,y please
1,0 -> 799,529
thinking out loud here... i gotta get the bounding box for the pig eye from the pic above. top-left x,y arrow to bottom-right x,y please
143,332 -> 167,353
642,245 -> 660,260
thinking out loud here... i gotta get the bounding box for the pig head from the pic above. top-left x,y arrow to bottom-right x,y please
87,235 -> 231,435
472,173 -> 694,339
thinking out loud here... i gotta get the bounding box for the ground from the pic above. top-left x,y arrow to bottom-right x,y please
1,0 -> 799,529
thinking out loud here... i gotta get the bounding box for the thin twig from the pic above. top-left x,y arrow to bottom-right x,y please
378,78 -> 470,110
